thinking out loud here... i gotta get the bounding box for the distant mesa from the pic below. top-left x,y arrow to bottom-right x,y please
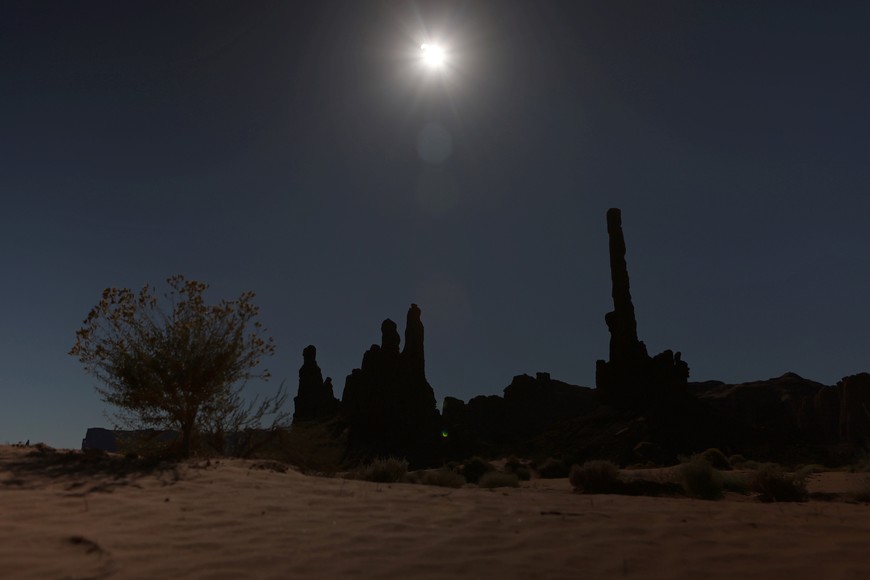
82,427 -> 119,453
81,427 -> 177,453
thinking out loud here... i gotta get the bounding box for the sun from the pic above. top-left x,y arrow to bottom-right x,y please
420,43 -> 446,69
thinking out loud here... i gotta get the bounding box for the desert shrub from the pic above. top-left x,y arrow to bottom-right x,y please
749,464 -> 808,502
504,457 -> 532,481
569,460 -> 621,493
479,471 -> 520,488
354,457 -> 409,483
419,468 -> 466,488
250,461 -> 289,474
728,454 -> 748,467
536,457 -> 569,479
700,448 -> 731,471
512,465 -> 532,481
462,457 -> 494,484
27,443 -> 56,457
846,458 -> 870,473
276,421 -> 346,476
795,464 -> 825,481
722,473 -> 750,494
115,431 -> 180,460
620,478 -> 684,497
69,276 -> 288,458
679,458 -> 723,500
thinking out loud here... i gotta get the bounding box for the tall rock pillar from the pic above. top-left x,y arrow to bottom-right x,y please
293,345 -> 339,422
604,208 -> 647,365
403,303 -> 426,379
595,208 -> 688,407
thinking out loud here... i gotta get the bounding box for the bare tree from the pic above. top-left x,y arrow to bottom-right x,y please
70,275 -> 286,457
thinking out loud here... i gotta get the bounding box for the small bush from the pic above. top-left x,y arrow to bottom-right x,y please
679,458 -> 723,500
728,454 -> 748,467
513,465 -> 532,481
270,421 -> 346,476
700,448 -> 731,471
536,457 -> 569,479
479,471 -> 519,488
847,459 -> 870,473
250,461 -> 289,474
462,457 -> 494,484
569,460 -> 621,493
504,457 -> 532,481
354,457 -> 409,483
795,464 -> 825,481
419,468 -> 466,488
722,473 -> 750,494
749,464 -> 808,502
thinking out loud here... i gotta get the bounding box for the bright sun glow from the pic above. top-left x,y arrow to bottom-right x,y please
420,43 -> 446,68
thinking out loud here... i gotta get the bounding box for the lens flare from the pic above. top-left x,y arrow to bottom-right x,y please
421,43 -> 446,68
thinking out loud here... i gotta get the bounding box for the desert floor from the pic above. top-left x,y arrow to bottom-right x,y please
1,445 -> 869,579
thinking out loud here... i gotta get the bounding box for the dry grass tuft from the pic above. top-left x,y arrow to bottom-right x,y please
569,460 -> 621,493
418,468 -> 466,488
351,457 -> 409,483
461,457 -> 494,484
678,457 -> 724,500
479,471 -> 520,489
749,464 -> 808,502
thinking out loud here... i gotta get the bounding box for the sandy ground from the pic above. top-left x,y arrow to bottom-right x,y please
2,445 -> 870,579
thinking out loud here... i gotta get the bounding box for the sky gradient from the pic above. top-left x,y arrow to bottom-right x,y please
3,1 -> 870,448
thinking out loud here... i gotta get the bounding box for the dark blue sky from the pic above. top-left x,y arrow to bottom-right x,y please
3,1 -> 869,448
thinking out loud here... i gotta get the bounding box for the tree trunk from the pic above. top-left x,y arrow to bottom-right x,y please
180,423 -> 193,457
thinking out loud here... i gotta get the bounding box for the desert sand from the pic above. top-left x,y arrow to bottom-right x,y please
2,445 -> 869,579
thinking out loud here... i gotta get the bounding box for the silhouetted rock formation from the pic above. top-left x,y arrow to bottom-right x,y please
838,373 -> 870,445
284,208 -> 870,468
442,372 -> 597,458
82,427 -> 119,452
293,345 -> 339,422
683,372 -> 870,463
81,428 -> 178,453
595,208 -> 689,407
690,373 -> 832,449
341,304 -> 441,467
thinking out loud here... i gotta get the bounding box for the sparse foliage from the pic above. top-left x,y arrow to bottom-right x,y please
504,457 -> 532,481
418,467 -> 466,488
351,457 -> 409,483
679,457 -> 724,500
461,456 -> 494,484
749,464 -> 808,502
479,471 -> 520,488
699,448 -> 732,471
70,275 -> 286,457
536,457 -> 569,479
569,460 -> 621,493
